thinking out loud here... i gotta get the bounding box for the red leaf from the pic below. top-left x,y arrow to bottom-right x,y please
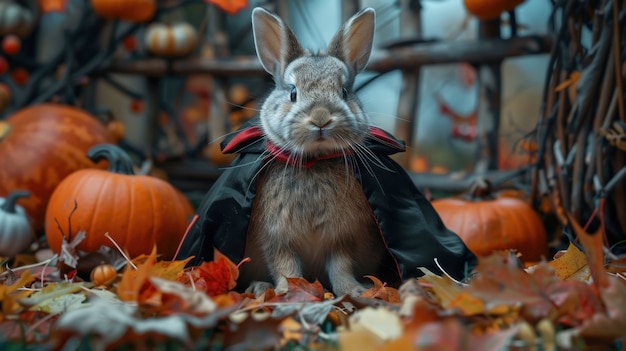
270,278 -> 325,303
204,0 -> 248,15
177,248 -> 239,297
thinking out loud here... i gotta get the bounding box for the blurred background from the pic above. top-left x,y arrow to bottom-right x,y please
4,0 -> 626,258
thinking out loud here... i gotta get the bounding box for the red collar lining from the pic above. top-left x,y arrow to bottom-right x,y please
265,141 -> 350,169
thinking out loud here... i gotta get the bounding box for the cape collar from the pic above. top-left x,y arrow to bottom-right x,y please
221,120 -> 406,168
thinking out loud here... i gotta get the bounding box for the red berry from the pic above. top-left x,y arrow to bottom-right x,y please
11,68 -> 29,85
2,35 -> 21,55
130,99 -> 144,113
122,36 -> 137,52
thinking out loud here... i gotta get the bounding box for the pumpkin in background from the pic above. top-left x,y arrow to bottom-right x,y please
144,22 -> 198,57
0,190 -> 35,257
431,179 -> 548,263
90,0 -> 155,23
0,104 -> 114,231
463,0 -> 525,20
0,2 -> 34,38
45,144 -> 195,260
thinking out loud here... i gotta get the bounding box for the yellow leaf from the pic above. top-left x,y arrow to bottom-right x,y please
417,268 -> 464,308
554,71 -> 581,92
20,282 -> 87,313
152,256 -> 193,281
548,243 -> 590,281
0,271 -> 35,300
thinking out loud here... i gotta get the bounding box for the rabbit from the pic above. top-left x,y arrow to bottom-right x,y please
238,6 -> 389,297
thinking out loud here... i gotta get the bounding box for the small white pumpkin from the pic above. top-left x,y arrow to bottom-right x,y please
144,22 -> 198,57
0,2 -> 34,38
0,190 -> 35,257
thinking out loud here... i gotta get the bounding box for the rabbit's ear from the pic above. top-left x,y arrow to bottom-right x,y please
328,8 -> 375,75
252,7 -> 303,77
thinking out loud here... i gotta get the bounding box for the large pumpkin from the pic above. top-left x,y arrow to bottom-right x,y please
90,0 -> 156,23
463,0 -> 525,20
431,179 -> 548,262
45,144 -> 195,260
0,104 -> 114,231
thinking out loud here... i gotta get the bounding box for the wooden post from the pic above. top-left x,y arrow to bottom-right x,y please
393,0 -> 422,168
474,18 -> 502,173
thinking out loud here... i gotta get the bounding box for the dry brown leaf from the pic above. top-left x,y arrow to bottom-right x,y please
360,275 -> 401,303
116,247 -> 157,302
566,214 -> 608,288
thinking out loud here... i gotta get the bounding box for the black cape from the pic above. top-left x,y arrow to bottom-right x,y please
177,120 -> 476,282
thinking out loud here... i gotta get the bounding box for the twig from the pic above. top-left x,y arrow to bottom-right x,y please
104,232 -> 137,270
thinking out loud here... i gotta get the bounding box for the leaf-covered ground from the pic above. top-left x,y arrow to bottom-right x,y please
1,219 -> 625,351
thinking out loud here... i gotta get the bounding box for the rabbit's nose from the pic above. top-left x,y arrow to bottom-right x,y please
309,108 -> 332,128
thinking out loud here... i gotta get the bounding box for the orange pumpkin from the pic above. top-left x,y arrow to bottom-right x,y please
90,0 -> 155,23
0,104 -> 113,231
463,0 -> 525,20
45,144 -> 194,260
431,179 -> 548,262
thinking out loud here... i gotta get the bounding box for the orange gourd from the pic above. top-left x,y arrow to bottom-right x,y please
431,179 -> 548,262
144,22 -> 198,57
45,144 -> 194,260
0,104 -> 114,231
90,0 -> 156,23
463,0 -> 525,20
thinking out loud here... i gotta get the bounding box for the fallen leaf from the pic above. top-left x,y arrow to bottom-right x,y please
19,282 -> 87,314
576,275 -> 626,338
152,256 -> 194,281
177,248 -> 239,297
462,253 -> 559,322
270,278 -> 325,303
52,295 -> 192,350
547,243 -> 591,281
566,213 -> 608,288
116,247 -> 157,302
360,275 -> 401,303
142,277 -> 217,315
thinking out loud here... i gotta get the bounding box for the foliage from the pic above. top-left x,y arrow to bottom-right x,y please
0,214 -> 625,351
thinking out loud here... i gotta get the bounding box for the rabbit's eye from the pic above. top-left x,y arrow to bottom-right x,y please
289,85 -> 297,102
342,87 -> 348,100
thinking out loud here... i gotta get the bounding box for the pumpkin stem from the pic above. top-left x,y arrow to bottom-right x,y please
87,144 -> 136,175
467,177 -> 494,200
1,190 -> 30,214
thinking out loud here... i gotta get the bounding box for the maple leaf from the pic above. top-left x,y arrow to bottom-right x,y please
566,213 -> 608,288
116,247 -> 157,302
177,248 -> 239,297
360,275 -> 401,303
152,256 -> 193,281
205,0 -> 248,15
